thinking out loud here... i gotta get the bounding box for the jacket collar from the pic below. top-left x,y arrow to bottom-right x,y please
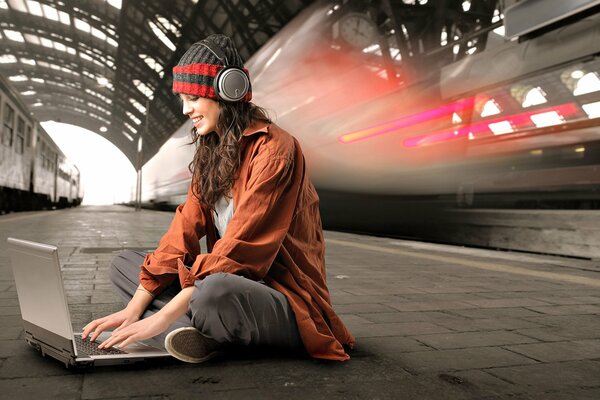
242,120 -> 270,137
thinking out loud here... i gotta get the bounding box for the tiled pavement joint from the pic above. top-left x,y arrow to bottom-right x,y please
0,206 -> 598,399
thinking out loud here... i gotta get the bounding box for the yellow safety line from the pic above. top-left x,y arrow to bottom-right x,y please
327,238 -> 600,288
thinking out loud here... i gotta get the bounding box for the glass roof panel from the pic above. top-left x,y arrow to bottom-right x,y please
42,4 -> 59,21
0,54 -> 17,63
148,20 -> 176,51
74,17 -> 91,33
107,0 -> 122,10
4,29 -> 25,42
7,0 -> 27,13
58,10 -> 70,25
25,0 -> 42,16
24,32 -> 40,44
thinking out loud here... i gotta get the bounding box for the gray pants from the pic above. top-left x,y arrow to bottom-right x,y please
109,250 -> 302,350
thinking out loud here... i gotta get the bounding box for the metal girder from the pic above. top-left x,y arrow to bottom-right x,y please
0,0 -> 312,166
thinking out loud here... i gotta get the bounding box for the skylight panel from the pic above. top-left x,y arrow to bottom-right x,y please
42,4 -> 58,21
107,37 -> 118,47
4,29 -> 25,42
124,122 -> 137,134
129,98 -> 147,114
26,0 -> 42,16
20,57 -> 36,65
40,36 -> 52,47
79,52 -> 93,62
107,0 -> 122,10
9,75 -> 28,82
148,20 -> 176,51
24,33 -> 40,44
21,90 -> 36,95
54,41 -> 66,52
8,0 -> 27,13
91,27 -> 106,41
58,10 -> 70,25
133,79 -> 154,99
126,111 -> 142,125
31,77 -> 44,83
122,131 -> 134,141
156,16 -> 181,37
74,18 -> 91,33
0,54 -> 17,63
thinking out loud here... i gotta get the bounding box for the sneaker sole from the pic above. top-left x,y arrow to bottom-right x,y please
164,328 -> 220,364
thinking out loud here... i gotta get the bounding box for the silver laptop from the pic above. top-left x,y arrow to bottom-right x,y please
7,237 -> 170,367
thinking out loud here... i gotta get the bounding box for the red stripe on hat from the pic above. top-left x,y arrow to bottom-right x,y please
173,63 -> 222,77
172,81 -> 218,99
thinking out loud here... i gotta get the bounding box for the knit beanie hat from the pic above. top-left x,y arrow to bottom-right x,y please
172,34 -> 252,102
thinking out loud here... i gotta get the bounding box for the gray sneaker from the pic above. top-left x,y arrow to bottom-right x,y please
164,327 -> 221,363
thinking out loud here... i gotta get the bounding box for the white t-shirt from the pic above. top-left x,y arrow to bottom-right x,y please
213,195 -> 234,238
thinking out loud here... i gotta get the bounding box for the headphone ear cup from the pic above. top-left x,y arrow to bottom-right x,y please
214,67 -> 250,102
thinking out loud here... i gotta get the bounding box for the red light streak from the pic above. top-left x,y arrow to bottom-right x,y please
403,103 -> 579,147
337,98 -> 475,144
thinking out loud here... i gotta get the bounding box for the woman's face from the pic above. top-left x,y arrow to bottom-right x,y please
180,94 -> 221,136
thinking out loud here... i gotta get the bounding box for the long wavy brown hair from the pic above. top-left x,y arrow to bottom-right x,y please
188,100 -> 271,209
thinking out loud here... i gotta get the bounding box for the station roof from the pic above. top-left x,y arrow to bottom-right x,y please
0,0 -> 313,165
1,0 -> 512,167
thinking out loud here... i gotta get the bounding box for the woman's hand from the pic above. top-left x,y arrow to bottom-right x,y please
82,308 -> 140,343
97,313 -> 170,350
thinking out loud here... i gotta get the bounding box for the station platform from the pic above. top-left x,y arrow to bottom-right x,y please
0,205 -> 599,399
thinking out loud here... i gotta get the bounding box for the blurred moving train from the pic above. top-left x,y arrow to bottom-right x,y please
0,74 -> 83,213
139,1 -> 600,233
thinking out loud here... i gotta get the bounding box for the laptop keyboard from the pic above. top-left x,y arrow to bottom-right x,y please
74,335 -> 127,356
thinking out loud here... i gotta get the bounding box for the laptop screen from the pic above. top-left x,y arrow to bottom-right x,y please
7,238 -> 74,341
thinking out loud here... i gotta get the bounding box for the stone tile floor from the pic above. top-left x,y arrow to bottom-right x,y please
0,206 -> 599,399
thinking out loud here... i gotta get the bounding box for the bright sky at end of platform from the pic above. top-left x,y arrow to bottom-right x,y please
41,121 -> 136,205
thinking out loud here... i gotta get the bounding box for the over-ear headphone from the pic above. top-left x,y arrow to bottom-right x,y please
199,41 -> 250,102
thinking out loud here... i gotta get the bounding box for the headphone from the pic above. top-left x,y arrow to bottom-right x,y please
199,41 -> 250,102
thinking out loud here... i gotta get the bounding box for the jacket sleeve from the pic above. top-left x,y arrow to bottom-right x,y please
140,184 -> 207,296
178,148 -> 302,288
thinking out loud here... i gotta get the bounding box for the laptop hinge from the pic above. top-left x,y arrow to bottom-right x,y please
22,320 -> 82,368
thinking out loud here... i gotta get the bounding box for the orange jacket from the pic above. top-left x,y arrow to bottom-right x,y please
139,122 -> 355,360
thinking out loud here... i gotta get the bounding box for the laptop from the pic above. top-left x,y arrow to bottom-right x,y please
7,237 -> 170,367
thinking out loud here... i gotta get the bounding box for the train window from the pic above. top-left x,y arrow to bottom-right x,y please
15,117 -> 25,154
2,103 -> 14,147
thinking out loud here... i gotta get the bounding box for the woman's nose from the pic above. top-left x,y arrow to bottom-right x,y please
182,101 -> 192,115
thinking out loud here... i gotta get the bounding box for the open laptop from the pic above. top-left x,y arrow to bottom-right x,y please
7,237 -> 170,367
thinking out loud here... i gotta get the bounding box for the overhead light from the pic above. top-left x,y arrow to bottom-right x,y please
99,126 -> 108,132
574,146 -> 585,153
462,1 -> 471,12
21,90 -> 36,95
97,76 -> 109,86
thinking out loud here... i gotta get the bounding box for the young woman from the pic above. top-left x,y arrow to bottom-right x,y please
82,34 -> 354,363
